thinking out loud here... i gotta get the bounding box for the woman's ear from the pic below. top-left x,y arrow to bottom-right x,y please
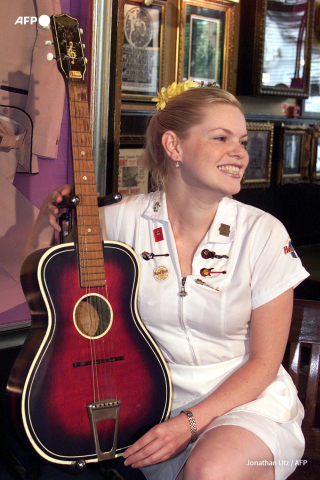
162,131 -> 181,162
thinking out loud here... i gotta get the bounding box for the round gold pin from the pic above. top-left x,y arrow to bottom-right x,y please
153,265 -> 170,282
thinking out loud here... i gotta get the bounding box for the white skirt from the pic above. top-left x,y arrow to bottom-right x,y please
140,405 -> 305,480
140,360 -> 305,480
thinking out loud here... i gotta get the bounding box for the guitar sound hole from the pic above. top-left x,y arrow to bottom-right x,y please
74,294 -> 113,339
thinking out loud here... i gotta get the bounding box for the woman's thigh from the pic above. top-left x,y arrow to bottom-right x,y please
177,425 -> 275,480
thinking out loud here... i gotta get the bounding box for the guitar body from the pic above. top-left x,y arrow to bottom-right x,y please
7,241 -> 171,465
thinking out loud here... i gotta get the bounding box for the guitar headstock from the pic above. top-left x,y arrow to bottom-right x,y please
51,14 -> 86,83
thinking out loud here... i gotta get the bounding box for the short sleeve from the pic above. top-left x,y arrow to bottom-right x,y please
250,214 -> 309,310
98,202 -> 120,241
98,194 -> 144,247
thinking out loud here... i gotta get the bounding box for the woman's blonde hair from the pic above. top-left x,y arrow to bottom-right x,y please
144,87 -> 243,190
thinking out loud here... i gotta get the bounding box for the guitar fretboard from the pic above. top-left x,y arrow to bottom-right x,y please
68,82 -> 106,288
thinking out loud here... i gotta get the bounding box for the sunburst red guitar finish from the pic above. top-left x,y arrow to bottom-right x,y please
7,13 -> 171,466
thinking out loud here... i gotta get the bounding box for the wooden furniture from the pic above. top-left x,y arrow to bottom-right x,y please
287,299 -> 320,479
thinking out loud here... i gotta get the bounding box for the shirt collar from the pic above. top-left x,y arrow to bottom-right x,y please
206,196 -> 237,244
143,192 -> 237,243
143,190 -> 169,222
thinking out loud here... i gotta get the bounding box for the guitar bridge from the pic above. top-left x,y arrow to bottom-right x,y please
87,399 -> 121,461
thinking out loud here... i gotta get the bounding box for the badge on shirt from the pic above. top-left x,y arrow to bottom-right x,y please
153,227 -> 164,242
153,265 -> 170,282
219,224 -> 230,237
200,268 -> 227,277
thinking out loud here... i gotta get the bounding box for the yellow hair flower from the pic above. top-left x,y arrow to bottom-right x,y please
152,78 -> 200,110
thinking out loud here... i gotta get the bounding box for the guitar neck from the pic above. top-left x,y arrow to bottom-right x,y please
68,81 -> 106,288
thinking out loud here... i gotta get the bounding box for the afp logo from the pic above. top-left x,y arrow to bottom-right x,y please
283,238 -> 298,258
14,15 -> 50,26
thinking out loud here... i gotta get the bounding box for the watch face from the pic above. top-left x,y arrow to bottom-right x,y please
124,7 -> 153,48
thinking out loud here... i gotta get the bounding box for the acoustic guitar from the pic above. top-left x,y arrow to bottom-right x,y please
7,13 -> 171,467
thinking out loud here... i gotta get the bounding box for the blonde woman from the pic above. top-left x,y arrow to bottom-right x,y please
26,84 -> 308,480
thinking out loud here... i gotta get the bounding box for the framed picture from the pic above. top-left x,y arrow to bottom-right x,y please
277,125 -> 312,184
121,0 -> 167,101
242,122 -> 274,189
238,0 -> 314,98
118,148 -> 149,196
177,0 -> 236,91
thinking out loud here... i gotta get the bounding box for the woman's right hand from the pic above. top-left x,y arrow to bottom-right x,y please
24,184 -> 73,258
42,184 -> 72,232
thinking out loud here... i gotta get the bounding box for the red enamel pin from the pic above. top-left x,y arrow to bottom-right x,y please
153,227 -> 164,242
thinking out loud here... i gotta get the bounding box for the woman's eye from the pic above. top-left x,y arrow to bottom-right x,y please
215,136 -> 226,142
241,140 -> 248,148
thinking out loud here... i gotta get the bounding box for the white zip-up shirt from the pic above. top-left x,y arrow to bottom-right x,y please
100,192 -> 309,420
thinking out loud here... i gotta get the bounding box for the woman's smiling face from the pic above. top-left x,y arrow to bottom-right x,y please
174,103 -> 249,199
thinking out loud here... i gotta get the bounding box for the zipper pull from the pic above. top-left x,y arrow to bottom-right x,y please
179,277 -> 188,297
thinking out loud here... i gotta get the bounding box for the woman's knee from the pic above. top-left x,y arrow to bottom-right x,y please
180,425 -> 275,480
182,456 -> 274,480
182,454 -> 233,480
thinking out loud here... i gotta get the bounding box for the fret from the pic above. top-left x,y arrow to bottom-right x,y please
77,210 -> 100,218
79,251 -> 104,260
80,266 -> 105,279
73,177 -> 96,186
78,225 -> 101,234
80,277 -> 106,284
79,258 -> 105,267
80,279 -> 106,288
77,236 -> 103,244
73,187 -> 98,197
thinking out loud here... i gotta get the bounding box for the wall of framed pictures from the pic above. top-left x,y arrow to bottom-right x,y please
91,0 -> 320,249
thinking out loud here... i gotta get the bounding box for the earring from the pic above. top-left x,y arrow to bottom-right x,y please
175,162 -> 180,168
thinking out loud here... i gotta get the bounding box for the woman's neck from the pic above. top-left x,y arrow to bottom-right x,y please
165,183 -> 220,241
165,183 -> 221,277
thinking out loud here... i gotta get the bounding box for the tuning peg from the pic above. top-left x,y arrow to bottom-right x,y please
84,58 -> 88,64
47,53 -> 55,61
80,28 -> 83,34
45,41 -> 52,46
82,44 -> 85,49
43,25 -> 51,30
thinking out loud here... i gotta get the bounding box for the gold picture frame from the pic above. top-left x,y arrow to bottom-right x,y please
177,0 -> 235,91
121,0 -> 167,102
277,124 -> 312,185
242,122 -> 274,189
238,0 -> 315,98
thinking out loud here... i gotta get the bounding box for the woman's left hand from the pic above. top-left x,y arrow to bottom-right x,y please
123,414 -> 192,468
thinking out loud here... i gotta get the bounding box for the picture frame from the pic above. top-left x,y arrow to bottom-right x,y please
238,0 -> 315,98
177,0 -> 236,91
242,122 -> 274,189
90,0 -> 124,196
277,125 -> 312,185
121,0 -> 167,102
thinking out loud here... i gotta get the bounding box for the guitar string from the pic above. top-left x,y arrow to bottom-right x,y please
72,78 -> 100,402
69,62 -> 116,408
68,66 -> 97,402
